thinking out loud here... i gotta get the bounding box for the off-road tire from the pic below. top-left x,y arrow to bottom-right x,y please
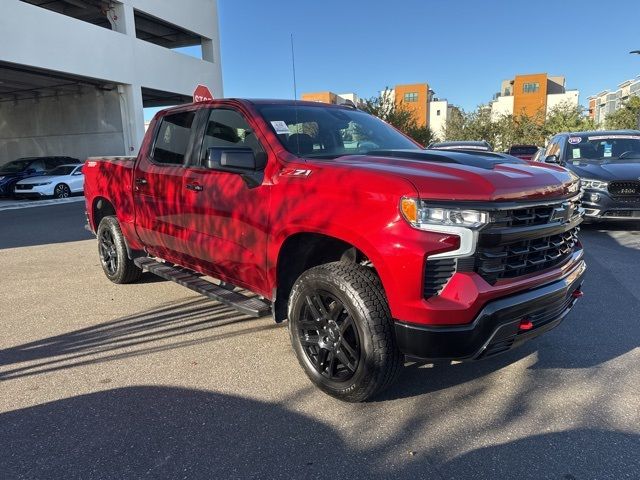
97,216 -> 142,284
288,261 -> 403,402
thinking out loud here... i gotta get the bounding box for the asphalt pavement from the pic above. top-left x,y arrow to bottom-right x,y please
0,201 -> 638,480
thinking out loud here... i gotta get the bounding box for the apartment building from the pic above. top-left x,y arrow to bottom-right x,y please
302,83 -> 458,139
489,73 -> 579,120
588,77 -> 640,125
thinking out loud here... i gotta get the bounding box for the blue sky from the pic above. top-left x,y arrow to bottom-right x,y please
152,0 -> 640,118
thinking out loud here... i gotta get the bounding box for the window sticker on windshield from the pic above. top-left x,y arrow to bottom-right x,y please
568,136 -> 582,144
270,121 -> 291,135
587,135 -> 640,141
572,148 -> 581,159
603,143 -> 613,158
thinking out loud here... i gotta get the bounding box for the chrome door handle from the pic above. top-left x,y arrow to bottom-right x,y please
185,183 -> 203,192
135,178 -> 148,185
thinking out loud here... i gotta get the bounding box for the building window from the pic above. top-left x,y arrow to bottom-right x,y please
523,82 -> 540,94
436,110 -> 441,116
404,92 -> 418,102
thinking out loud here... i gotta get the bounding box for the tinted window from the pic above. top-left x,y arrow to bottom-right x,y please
1,159 -> 34,173
29,159 -> 46,172
509,146 -> 538,155
200,109 -> 264,161
152,111 -> 196,165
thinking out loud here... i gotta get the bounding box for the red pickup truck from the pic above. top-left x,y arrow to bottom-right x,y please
84,99 -> 586,402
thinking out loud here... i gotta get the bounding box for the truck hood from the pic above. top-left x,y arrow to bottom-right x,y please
563,160 -> 640,181
331,150 -> 579,201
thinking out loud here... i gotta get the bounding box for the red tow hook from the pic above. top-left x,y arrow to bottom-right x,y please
518,318 -> 534,331
571,289 -> 584,299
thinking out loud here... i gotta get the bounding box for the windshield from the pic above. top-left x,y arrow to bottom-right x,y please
257,104 -> 419,159
48,166 -> 77,176
564,134 -> 640,163
1,159 -> 33,173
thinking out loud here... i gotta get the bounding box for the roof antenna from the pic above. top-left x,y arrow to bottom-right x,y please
290,34 -> 298,100
290,33 -> 301,156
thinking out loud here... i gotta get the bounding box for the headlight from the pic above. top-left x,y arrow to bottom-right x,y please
0,176 -> 5,181
581,179 -> 608,191
400,197 -> 489,230
27,182 -> 52,186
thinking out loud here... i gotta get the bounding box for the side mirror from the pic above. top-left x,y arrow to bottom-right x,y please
544,154 -> 560,164
205,147 -> 266,173
73,171 -> 83,176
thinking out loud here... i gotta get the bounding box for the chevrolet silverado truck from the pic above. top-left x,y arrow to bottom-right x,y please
84,99 -> 586,402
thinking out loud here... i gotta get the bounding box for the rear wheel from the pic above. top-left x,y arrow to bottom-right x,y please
97,216 -> 142,284
288,261 -> 402,402
53,183 -> 71,199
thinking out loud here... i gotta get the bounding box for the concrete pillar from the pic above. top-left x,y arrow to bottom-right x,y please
118,84 -> 145,155
202,38 -> 214,63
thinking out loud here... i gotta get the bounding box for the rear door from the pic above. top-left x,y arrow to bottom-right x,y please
179,107 -> 271,293
133,109 -> 198,263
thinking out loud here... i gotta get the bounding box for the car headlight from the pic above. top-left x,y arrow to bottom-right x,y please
400,198 -> 489,230
581,179 -> 608,191
27,182 -> 52,186
0,176 -> 5,181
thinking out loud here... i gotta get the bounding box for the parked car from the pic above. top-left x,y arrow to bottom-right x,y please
84,99 -> 585,402
507,144 -> 539,161
427,140 -> 493,152
14,164 -> 84,199
0,156 -> 80,197
543,130 -> 640,221
531,147 -> 547,163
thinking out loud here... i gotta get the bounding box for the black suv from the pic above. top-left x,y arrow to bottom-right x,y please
543,130 -> 640,221
0,156 -> 80,197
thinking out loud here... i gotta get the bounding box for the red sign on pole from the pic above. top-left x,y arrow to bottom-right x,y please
193,84 -> 214,103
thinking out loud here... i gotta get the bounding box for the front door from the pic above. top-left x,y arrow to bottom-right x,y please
180,107 -> 271,294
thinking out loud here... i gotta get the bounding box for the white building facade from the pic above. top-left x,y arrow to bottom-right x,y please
588,77 -> 640,125
0,0 -> 222,162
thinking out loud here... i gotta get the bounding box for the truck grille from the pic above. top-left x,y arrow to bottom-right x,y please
423,196 -> 583,297
609,181 -> 640,197
465,197 -> 582,285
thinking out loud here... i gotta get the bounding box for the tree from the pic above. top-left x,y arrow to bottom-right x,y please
361,88 -> 438,146
545,101 -> 595,136
605,96 -> 640,130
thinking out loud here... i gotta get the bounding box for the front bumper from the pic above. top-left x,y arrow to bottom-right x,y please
582,190 -> 640,220
394,259 -> 586,360
13,184 -> 54,198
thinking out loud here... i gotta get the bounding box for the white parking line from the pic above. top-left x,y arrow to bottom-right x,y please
0,196 -> 86,212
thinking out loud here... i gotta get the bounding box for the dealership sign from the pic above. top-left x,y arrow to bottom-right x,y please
193,84 -> 214,103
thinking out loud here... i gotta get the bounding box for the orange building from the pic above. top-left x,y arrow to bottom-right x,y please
301,91 -> 338,104
393,83 -> 430,126
512,73 -> 549,117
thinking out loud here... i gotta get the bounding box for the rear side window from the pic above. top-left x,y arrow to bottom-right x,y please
152,111 -> 196,165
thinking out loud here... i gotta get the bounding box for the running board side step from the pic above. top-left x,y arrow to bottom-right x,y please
134,257 -> 271,318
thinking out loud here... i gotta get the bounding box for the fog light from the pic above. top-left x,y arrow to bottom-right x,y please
589,193 -> 600,202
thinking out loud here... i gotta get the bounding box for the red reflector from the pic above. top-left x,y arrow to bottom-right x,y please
571,290 -> 584,299
519,319 -> 534,331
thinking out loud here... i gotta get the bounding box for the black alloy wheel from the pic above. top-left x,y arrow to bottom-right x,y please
99,228 -> 118,276
298,291 -> 361,382
54,183 -> 71,198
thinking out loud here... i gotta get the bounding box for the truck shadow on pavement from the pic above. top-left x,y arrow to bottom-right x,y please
1,386 -> 637,479
0,297 -> 279,381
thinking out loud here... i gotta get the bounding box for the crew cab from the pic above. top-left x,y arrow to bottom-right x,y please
543,130 -> 640,221
84,99 -> 586,402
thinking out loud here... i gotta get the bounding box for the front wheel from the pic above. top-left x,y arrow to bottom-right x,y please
97,216 -> 142,284
288,262 -> 403,402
